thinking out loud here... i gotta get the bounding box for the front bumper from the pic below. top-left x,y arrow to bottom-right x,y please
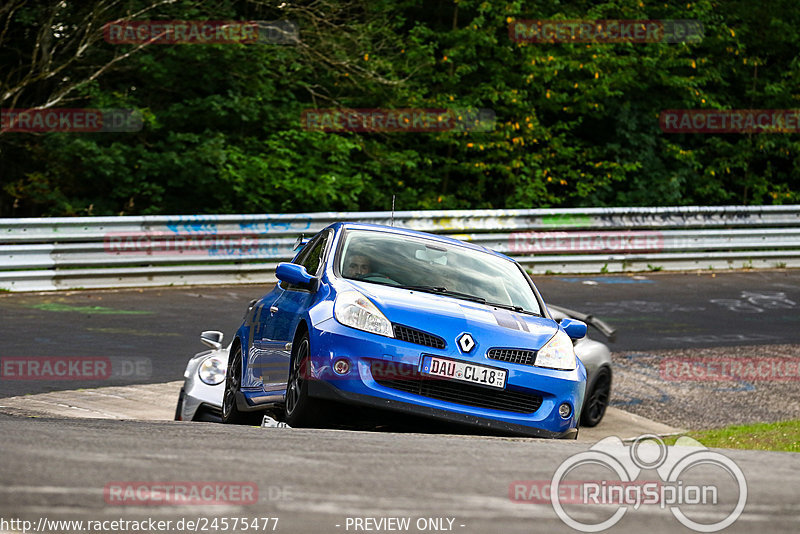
308,380 -> 577,438
308,317 -> 586,438
179,351 -> 227,422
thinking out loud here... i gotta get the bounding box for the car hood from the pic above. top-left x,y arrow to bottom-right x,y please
343,280 -> 558,351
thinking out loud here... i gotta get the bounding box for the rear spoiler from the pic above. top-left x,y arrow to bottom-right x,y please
548,304 -> 617,343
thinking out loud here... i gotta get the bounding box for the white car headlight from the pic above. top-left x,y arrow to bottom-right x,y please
536,330 -> 577,371
198,356 -> 227,385
334,290 -> 394,337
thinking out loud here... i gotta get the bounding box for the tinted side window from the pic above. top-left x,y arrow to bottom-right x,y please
299,236 -> 326,276
280,231 -> 329,291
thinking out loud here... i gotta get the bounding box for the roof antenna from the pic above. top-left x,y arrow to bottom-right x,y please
391,194 -> 395,226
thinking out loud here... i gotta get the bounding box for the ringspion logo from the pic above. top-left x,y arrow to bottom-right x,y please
514,435 -> 747,532
511,480 -> 663,505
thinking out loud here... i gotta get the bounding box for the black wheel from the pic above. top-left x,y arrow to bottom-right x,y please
194,408 -> 223,423
581,367 -> 611,427
222,344 -> 261,424
174,387 -> 186,421
285,332 -> 322,427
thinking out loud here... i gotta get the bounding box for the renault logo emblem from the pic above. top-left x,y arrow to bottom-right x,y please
458,333 -> 475,353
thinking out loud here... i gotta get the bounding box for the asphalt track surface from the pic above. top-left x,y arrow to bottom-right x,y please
1,270 -> 799,397
1,414 -> 799,534
1,272 -> 799,534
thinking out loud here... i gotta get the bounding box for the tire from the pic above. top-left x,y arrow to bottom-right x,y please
581,367 -> 611,427
221,344 -> 261,425
174,387 -> 186,421
285,332 -> 322,427
194,408 -> 223,423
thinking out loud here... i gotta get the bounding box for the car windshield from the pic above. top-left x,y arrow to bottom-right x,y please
338,229 -> 542,315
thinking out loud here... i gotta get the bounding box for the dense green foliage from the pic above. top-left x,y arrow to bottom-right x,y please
1,0 -> 799,217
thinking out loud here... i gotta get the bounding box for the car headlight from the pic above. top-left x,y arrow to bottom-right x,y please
334,290 -> 394,337
535,330 -> 577,371
198,356 -> 226,385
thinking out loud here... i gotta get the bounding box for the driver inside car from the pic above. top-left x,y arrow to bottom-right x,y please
343,253 -> 372,279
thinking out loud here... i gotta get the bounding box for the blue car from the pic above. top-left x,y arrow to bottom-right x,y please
222,223 -> 588,438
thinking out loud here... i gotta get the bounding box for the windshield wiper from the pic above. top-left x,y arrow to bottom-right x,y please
485,301 -> 542,316
399,285 -> 540,315
399,285 -> 487,304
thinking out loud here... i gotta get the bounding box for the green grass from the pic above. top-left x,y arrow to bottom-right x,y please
664,420 -> 800,452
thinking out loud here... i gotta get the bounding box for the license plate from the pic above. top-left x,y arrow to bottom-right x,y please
421,356 -> 507,389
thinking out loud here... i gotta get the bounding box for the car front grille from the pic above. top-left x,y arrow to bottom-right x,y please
393,324 -> 446,349
487,348 -> 537,366
370,361 -> 542,414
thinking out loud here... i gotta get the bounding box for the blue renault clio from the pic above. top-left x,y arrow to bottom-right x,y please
223,223 -> 587,438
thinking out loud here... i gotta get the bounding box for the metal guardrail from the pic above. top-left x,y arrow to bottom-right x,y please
1,205 -> 799,291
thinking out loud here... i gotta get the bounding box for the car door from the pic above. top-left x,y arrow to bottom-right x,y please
241,293 -> 280,390
255,230 -> 331,392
